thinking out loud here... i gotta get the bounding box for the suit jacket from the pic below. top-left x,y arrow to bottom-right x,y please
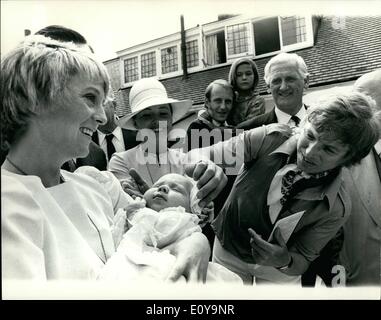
236,108 -> 278,130
339,148 -> 381,286
75,129 -> 140,171
76,141 -> 108,171
92,129 -> 139,151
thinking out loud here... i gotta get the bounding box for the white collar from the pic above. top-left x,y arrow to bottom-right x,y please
274,105 -> 307,125
98,126 -> 123,143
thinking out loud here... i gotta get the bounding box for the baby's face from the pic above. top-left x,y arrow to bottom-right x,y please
143,174 -> 194,212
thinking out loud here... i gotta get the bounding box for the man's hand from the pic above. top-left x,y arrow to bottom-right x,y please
121,168 -> 150,198
248,228 -> 291,268
185,160 -> 227,208
166,232 -> 210,283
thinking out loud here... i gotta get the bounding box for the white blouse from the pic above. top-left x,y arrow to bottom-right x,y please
1,168 -> 132,280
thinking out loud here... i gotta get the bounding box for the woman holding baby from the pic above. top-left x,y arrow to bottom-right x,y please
1,35 -> 226,281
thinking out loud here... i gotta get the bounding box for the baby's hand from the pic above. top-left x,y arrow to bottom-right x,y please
121,177 -> 144,199
198,201 -> 214,228
124,197 -> 147,216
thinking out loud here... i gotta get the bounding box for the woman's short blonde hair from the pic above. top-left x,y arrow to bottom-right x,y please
1,35 -> 111,149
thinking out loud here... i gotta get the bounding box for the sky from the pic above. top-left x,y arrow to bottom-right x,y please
1,0 -> 381,62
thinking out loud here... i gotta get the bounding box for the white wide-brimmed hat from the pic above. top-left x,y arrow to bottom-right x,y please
117,78 -> 193,130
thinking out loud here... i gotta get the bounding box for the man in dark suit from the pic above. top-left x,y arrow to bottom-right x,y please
77,99 -> 139,170
236,52 -> 310,130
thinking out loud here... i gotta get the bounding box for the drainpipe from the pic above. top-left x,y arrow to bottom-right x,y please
180,15 -> 188,79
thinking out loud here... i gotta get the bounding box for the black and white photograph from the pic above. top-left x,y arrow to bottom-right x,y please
1,0 -> 380,306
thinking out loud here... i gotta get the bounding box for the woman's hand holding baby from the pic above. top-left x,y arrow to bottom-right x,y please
166,232 -> 210,283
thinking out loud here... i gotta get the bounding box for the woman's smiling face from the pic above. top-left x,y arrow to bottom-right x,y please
36,74 -> 107,160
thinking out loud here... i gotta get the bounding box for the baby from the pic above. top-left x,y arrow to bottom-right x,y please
101,173 -> 242,283
111,173 -> 212,246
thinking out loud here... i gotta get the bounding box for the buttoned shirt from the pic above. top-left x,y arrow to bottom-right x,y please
274,105 -> 307,127
98,127 -> 125,161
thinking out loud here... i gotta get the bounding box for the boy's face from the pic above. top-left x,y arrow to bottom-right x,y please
143,174 -> 194,212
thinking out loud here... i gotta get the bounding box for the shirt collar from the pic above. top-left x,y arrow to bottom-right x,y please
98,126 -> 123,144
274,104 -> 307,125
293,168 -> 346,211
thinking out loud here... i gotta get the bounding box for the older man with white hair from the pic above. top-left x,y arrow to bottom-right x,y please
237,52 -> 309,130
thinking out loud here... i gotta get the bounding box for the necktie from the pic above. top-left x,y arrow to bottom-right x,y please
279,168 -> 304,206
105,133 -> 116,160
290,115 -> 300,127
268,164 -> 304,224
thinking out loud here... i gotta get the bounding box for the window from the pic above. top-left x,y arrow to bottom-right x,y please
161,46 -> 178,74
253,16 -> 310,56
124,57 -> 139,83
205,31 -> 226,66
226,23 -> 249,55
186,40 -> 199,68
141,51 -> 156,78
253,17 -> 280,56
280,16 -> 307,46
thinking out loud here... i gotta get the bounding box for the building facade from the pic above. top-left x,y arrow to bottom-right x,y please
104,15 -> 381,126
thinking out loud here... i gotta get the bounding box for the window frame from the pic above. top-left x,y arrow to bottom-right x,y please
160,44 -> 180,76
140,50 -> 157,78
224,21 -> 253,60
119,15 -> 314,87
251,15 -> 314,59
122,55 -> 139,84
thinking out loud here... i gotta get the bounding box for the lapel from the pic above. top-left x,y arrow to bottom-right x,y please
372,147 -> 381,180
92,131 -> 100,145
122,128 -> 139,150
267,108 -> 278,124
349,151 -> 381,228
135,146 -> 155,186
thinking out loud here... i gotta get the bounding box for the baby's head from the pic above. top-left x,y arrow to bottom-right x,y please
143,173 -> 196,212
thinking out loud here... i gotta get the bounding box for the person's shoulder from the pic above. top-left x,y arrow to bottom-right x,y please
112,147 -> 137,161
2,170 -> 43,195
187,118 -> 210,131
2,170 -> 32,193
238,109 -> 276,129
253,109 -> 276,124
1,171 -> 46,223
330,169 -> 352,221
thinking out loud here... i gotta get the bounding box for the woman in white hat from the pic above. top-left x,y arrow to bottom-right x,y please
109,78 -> 194,192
